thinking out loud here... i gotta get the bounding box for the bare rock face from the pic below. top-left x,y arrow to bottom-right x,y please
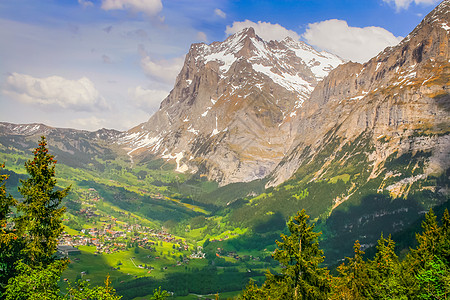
120,28 -> 343,185
268,0 -> 450,188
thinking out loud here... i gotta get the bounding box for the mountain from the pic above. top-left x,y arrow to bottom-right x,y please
0,122 -> 124,169
226,0 -> 449,263
269,0 -> 449,189
120,27 -> 344,185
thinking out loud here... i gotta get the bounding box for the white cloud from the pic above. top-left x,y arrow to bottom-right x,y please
78,0 -> 94,8
226,20 -> 301,41
130,85 -> 169,113
68,116 -> 108,130
139,46 -> 184,85
303,19 -> 403,63
214,8 -> 226,18
3,73 -> 109,111
101,0 -> 163,17
382,0 -> 439,11
197,31 -> 207,42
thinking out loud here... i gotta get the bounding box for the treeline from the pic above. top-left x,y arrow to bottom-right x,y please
240,209 -> 450,299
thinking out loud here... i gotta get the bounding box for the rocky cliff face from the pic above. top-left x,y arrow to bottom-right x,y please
120,28 -> 343,184
268,0 -> 450,197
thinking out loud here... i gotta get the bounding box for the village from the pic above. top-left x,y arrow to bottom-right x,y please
57,188 -> 254,268
58,188 -> 192,258
58,223 -> 189,255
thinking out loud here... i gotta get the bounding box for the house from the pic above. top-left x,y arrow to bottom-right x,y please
57,245 -> 81,258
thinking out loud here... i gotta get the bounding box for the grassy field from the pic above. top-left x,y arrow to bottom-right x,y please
60,246 -> 208,286
60,247 -> 125,288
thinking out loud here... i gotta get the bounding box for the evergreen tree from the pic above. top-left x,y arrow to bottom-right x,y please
240,280 -> 268,300
415,255 -> 450,300
16,136 -> 70,267
410,209 -> 440,265
437,209 -> 449,265
0,164 -> 16,235
1,138 -> 122,299
242,210 -> 330,299
404,209 -> 450,298
369,234 -> 405,299
331,240 -> 371,299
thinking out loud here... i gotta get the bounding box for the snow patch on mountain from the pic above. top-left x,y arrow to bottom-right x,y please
204,51 -> 237,73
252,63 -> 312,93
120,131 -> 165,154
282,37 -> 344,79
162,151 -> 188,173
195,27 -> 344,96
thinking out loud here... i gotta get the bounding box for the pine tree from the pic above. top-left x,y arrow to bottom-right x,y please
437,209 -> 449,265
2,138 -> 122,299
0,164 -> 16,234
369,234 -> 404,299
263,210 -> 330,299
404,209 -> 450,299
331,240 -> 371,299
415,255 -> 450,300
410,209 -> 440,266
240,280 -> 268,300
16,136 -> 70,267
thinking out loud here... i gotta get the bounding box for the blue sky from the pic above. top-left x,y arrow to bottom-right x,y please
0,0 -> 441,131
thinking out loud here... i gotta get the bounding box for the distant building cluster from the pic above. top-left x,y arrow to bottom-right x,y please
59,188 -> 190,256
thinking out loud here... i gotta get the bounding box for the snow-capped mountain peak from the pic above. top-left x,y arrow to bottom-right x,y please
191,27 -> 344,91
121,27 -> 345,184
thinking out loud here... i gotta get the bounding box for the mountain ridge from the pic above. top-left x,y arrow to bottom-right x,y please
3,1 -> 449,199
268,0 -> 450,187
120,26 -> 345,184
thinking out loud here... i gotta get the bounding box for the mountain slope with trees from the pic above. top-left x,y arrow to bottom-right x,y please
0,137 -> 121,299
